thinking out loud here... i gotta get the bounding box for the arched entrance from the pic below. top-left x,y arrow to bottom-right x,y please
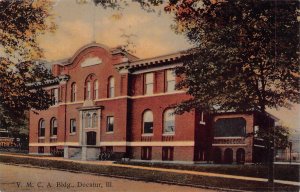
224,148 -> 233,164
213,148 -> 222,164
236,148 -> 245,164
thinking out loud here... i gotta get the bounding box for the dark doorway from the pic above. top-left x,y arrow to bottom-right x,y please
224,148 -> 233,164
86,131 -> 96,145
236,148 -> 245,164
213,148 -> 222,164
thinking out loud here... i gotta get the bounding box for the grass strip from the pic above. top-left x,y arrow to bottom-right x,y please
0,154 -> 298,192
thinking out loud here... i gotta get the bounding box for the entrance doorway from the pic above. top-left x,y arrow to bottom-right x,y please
236,148 -> 245,164
86,131 -> 96,145
213,148 -> 222,163
224,148 -> 233,164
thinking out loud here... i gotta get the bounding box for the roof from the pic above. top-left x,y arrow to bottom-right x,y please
49,42 -> 140,66
115,50 -> 185,71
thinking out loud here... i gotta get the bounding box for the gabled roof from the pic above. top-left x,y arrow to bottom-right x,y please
49,42 -> 139,66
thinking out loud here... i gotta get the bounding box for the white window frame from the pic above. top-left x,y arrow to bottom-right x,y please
50,118 -> 57,137
70,119 -> 76,134
106,116 -> 114,133
108,77 -> 115,98
94,80 -> 98,99
166,70 -> 176,92
71,83 -> 76,102
145,73 -> 154,95
143,110 -> 154,135
38,119 -> 45,138
163,109 -> 175,135
86,81 -> 91,100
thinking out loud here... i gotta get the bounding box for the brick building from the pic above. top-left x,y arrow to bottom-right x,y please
29,43 -> 276,163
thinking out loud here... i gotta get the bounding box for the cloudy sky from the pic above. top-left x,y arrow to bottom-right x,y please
38,0 -> 299,132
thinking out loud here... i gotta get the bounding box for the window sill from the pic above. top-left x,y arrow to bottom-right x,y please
84,127 -> 97,130
106,132 -> 114,134
50,136 -> 57,139
144,93 -> 154,96
38,137 -> 45,139
165,90 -> 176,93
162,133 -> 175,136
214,136 -> 244,139
142,133 -> 153,137
69,133 -> 76,136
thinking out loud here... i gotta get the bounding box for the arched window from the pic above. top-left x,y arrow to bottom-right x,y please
92,113 -> 98,128
38,119 -> 45,137
93,80 -> 98,99
143,110 -> 153,134
50,118 -> 57,137
85,113 -> 92,128
85,74 -> 97,100
86,81 -> 91,100
71,83 -> 76,102
163,109 -> 175,134
108,77 -> 114,98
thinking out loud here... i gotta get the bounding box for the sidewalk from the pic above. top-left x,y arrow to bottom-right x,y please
1,153 -> 299,187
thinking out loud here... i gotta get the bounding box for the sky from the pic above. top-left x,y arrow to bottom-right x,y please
37,0 -> 300,133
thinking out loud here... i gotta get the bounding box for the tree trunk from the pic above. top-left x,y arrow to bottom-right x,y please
267,116 -> 274,191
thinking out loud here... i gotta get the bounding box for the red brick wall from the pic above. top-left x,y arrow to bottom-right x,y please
129,94 -> 195,142
29,45 -> 204,163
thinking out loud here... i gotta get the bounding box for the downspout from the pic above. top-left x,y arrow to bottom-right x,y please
64,82 -> 67,144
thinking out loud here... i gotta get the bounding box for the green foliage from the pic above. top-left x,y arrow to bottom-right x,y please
254,125 -> 289,149
93,0 -> 163,12
0,0 -> 56,127
0,155 -> 298,191
0,0 -> 56,59
164,0 -> 300,114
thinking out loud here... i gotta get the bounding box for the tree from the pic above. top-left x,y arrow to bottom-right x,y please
254,125 -> 289,150
164,0 -> 299,185
0,0 -> 56,126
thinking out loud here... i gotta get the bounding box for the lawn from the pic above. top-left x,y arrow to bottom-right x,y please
0,154 -> 298,191
115,161 -> 300,182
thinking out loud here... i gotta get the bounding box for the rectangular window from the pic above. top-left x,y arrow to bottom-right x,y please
162,147 -> 174,161
71,83 -> 76,102
106,146 -> 113,152
70,119 -> 76,133
50,146 -> 57,154
106,116 -> 114,132
141,147 -> 152,160
108,77 -> 115,98
166,70 -> 175,92
144,73 -> 154,95
38,146 -> 44,154
51,88 -> 59,105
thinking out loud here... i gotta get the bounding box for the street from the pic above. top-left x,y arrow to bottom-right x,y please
0,163 -> 217,192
